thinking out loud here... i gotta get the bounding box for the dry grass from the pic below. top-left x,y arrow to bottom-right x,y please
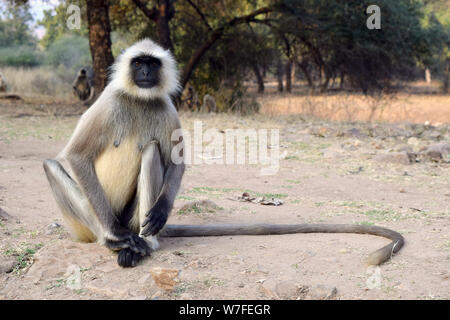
0,66 -> 74,100
254,81 -> 450,124
257,93 -> 450,124
1,67 -> 448,124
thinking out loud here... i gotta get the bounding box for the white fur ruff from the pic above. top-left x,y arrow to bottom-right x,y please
109,38 -> 180,99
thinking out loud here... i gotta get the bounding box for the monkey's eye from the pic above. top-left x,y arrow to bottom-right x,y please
134,61 -> 140,67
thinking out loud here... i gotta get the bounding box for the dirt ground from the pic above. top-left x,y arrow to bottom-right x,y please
0,97 -> 449,300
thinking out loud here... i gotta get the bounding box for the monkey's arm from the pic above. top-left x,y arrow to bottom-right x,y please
141,162 -> 185,236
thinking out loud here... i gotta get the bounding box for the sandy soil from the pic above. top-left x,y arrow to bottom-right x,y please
0,100 -> 449,300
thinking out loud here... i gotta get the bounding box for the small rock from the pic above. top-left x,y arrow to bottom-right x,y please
150,267 -> 180,292
306,284 -> 337,300
46,222 -> 62,235
0,258 -> 17,273
374,151 -> 412,165
258,285 -> 279,299
345,128 -> 367,139
422,131 -> 442,141
407,137 -> 420,146
424,142 -> 450,162
0,207 -> 11,221
275,281 -> 300,300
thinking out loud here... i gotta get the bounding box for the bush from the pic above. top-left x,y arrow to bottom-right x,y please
0,46 -> 42,67
45,34 -> 91,70
213,84 -> 260,115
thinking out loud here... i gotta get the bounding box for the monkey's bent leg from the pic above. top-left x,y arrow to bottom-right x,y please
137,141 -> 164,249
118,142 -> 164,267
43,159 -> 104,242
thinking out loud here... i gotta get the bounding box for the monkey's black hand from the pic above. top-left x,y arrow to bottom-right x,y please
117,247 -> 145,268
105,229 -> 151,257
141,198 -> 169,236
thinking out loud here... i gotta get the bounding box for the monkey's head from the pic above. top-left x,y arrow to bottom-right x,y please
110,38 -> 179,100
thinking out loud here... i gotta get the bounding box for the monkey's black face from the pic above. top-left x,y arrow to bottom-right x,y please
130,55 -> 162,89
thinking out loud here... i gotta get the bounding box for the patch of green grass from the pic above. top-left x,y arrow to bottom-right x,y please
254,192 -> 288,198
178,203 -> 203,215
286,179 -> 301,184
201,277 -> 225,288
11,227 -> 26,237
356,221 -> 375,226
318,143 -> 332,149
359,209 -> 401,222
177,202 -> 221,215
338,201 -> 364,208
46,278 -> 66,290
177,195 -> 196,201
189,187 -> 288,199
190,187 -> 241,195
5,243 -> 43,273
290,141 -> 311,150
315,201 -> 326,207
284,155 -> 300,161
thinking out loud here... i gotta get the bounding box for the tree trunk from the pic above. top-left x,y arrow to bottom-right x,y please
339,71 -> 345,90
86,0 -> 114,97
179,7 -> 272,91
155,0 -> 174,52
277,61 -> 284,92
285,60 -> 292,93
251,63 -> 264,93
443,58 -> 449,94
425,68 -> 431,83
297,62 -> 314,89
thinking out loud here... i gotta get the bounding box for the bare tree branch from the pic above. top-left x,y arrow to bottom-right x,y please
131,0 -> 158,20
185,0 -> 212,30
180,6 -> 273,89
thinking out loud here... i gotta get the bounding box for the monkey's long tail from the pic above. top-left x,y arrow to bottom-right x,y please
159,223 -> 404,265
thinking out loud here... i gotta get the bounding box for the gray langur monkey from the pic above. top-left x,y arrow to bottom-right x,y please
0,71 -> 7,93
202,94 -> 216,113
72,66 -> 95,105
44,39 -> 404,268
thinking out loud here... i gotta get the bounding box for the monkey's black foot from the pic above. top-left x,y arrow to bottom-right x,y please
117,248 -> 148,268
105,231 -> 152,256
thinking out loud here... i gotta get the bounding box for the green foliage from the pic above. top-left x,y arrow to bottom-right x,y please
0,46 -> 42,67
0,2 -> 35,47
38,0 -> 88,49
45,34 -> 91,70
275,0 -> 438,92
